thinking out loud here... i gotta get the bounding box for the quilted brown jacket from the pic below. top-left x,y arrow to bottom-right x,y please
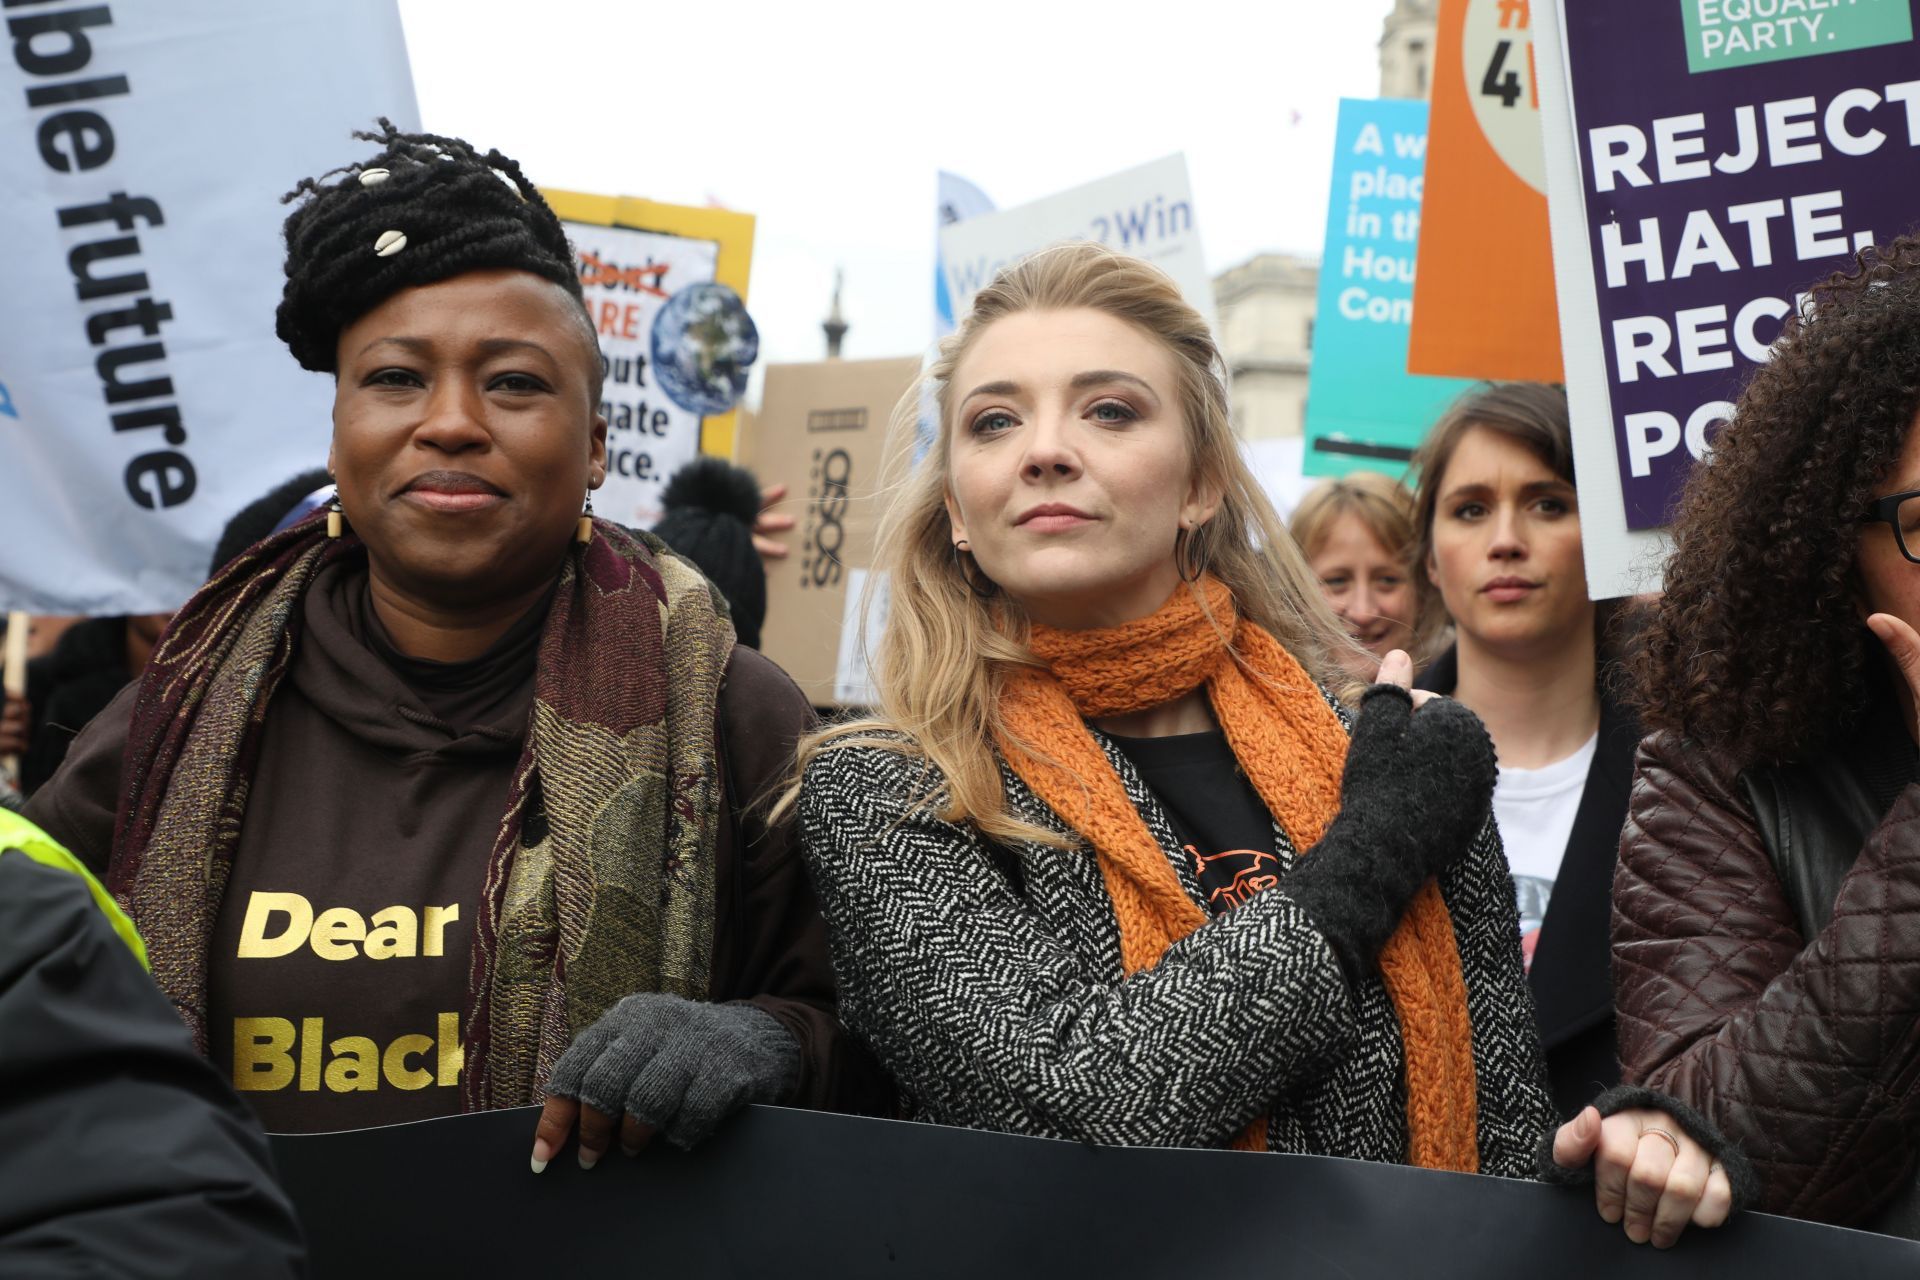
1613,730 -> 1920,1228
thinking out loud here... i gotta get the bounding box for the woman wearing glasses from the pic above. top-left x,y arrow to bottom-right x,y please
1618,234 -> 1920,1237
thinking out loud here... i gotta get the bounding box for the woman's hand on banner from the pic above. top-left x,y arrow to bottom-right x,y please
1551,1105 -> 1734,1248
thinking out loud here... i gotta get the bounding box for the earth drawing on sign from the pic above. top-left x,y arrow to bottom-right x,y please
650,282 -> 759,417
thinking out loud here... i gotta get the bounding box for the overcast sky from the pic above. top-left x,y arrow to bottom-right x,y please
398,0 -> 1400,378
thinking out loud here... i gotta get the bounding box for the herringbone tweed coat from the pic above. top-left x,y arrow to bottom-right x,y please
799,727 -> 1560,1175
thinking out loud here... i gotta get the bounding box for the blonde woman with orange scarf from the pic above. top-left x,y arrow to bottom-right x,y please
790,244 -> 1747,1250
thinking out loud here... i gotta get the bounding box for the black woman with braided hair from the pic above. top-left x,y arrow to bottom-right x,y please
23,121 -> 886,1166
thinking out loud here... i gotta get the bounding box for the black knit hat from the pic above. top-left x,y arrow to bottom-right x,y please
276,118 -> 583,373
650,457 -> 767,650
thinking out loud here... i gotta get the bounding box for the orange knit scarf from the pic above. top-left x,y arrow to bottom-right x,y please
994,576 -> 1479,1169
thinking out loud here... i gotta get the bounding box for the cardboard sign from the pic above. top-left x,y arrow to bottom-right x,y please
1304,99 -> 1476,480
937,155 -> 1212,323
0,0 -> 416,614
738,356 -> 920,707
1534,0 -> 1920,596
1408,0 -> 1565,382
546,192 -> 755,530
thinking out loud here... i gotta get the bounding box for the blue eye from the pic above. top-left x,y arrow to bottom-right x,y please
971,410 -> 1016,434
1091,400 -> 1137,423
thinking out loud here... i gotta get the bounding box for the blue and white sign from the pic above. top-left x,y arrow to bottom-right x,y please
0,0 -> 416,614
937,155 -> 1212,324
934,171 -> 995,340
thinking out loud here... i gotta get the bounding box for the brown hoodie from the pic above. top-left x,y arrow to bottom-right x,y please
27,560 -> 885,1133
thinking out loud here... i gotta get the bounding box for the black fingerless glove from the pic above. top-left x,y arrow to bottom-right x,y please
1533,1084 -> 1761,1213
1286,685 -> 1498,984
544,994 -> 801,1150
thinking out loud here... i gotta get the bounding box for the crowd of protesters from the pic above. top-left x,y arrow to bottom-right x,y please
4,123 -> 1920,1273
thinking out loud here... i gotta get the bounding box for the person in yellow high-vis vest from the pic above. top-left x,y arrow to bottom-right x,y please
0,810 -> 305,1277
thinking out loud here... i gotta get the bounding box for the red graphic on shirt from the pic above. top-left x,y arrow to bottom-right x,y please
1187,845 -> 1281,912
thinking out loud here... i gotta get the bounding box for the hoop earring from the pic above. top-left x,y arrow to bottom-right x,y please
1175,523 -> 1207,584
326,490 -> 345,539
576,493 -> 594,544
952,540 -> 998,599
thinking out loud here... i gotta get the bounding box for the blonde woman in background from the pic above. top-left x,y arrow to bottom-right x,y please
1289,472 -> 1442,683
788,244 -> 1743,1249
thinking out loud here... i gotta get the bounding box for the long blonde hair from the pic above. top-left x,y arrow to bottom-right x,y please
782,242 -> 1354,845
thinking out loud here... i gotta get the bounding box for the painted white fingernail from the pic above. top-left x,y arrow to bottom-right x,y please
530,1154 -> 548,1174
578,1149 -> 600,1171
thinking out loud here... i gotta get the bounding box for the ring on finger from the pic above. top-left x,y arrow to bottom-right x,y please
1641,1126 -> 1682,1158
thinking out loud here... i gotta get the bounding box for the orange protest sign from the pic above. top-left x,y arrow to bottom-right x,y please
1408,0 -> 1563,383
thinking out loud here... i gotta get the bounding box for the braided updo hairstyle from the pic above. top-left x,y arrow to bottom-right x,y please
276,119 -> 590,377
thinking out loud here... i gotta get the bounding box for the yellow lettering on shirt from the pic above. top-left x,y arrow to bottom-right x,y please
234,892 -> 460,960
310,907 -> 366,961
229,1015 -> 466,1093
383,1034 -> 434,1089
423,904 -> 459,957
299,1016 -> 323,1091
233,1017 -> 295,1091
437,1011 -> 463,1086
324,1036 -> 380,1092
363,906 -> 418,959
237,892 -> 312,959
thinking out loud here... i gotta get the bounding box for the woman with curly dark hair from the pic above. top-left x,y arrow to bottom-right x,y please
1615,233 -> 1920,1238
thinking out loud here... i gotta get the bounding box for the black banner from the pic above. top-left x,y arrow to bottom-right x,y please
273,1105 -> 1920,1278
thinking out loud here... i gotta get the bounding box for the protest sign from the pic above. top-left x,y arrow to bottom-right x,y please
1304,99 -> 1475,480
935,171 -> 995,339
273,1104 -> 1920,1278
737,355 -> 920,707
937,155 -> 1212,323
0,0 -> 416,614
546,192 -> 756,530
1408,0 -> 1564,382
1535,0 -> 1920,597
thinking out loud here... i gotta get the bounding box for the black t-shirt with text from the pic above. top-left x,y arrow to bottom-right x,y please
1106,730 -> 1282,916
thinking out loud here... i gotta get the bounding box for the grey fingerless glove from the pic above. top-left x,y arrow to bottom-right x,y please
545,994 -> 801,1150
1286,685 -> 1498,984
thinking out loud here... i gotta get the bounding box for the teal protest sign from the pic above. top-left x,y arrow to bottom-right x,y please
1681,0 -> 1912,72
1304,98 -> 1476,480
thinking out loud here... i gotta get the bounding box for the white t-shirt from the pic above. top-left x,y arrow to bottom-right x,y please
1492,730 -> 1598,973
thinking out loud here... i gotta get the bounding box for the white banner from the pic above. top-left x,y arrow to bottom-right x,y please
937,154 -> 1213,326
934,170 -> 995,339
565,221 -> 722,530
0,0 -> 416,615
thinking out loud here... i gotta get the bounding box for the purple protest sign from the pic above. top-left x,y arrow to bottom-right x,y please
1556,0 -> 1920,530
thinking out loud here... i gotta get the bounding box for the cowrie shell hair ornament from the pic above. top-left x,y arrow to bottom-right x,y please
358,167 -> 391,187
374,229 -> 407,257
